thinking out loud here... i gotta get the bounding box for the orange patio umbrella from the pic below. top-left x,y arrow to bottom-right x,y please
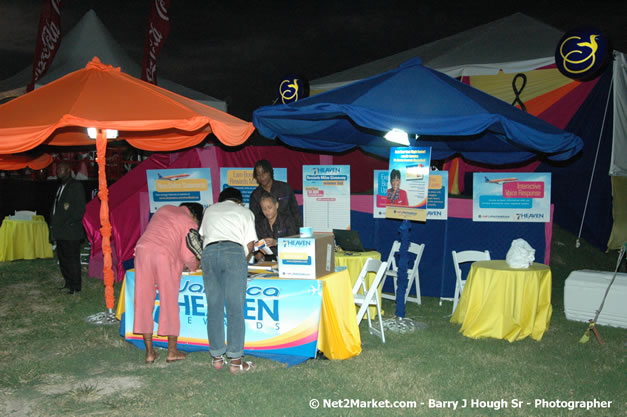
0,57 -> 255,317
0,153 -> 53,170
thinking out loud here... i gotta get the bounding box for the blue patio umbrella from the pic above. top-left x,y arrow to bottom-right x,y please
253,58 -> 583,317
253,58 -> 583,164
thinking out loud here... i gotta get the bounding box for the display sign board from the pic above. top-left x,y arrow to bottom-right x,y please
146,168 -> 213,213
219,167 -> 287,207
473,172 -> 551,222
303,165 -> 350,231
374,170 -> 448,220
385,147 -> 431,221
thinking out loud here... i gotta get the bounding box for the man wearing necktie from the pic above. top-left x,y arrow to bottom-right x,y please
50,161 -> 86,294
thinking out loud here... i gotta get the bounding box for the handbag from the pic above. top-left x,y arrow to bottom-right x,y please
185,228 -> 203,260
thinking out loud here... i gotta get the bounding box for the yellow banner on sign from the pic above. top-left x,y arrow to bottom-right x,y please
279,252 -> 310,261
226,169 -> 257,186
429,175 -> 442,189
155,179 -> 208,192
386,206 -> 427,221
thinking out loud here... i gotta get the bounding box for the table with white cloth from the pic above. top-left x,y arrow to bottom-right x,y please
450,260 -> 552,342
0,215 -> 54,262
334,250 -> 382,317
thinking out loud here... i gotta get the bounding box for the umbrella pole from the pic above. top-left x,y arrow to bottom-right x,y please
383,219 -> 427,334
86,129 -> 117,325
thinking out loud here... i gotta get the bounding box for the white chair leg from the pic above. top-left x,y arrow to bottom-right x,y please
376,300 -> 385,343
452,288 -> 459,314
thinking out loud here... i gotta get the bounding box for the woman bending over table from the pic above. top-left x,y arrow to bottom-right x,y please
133,202 -> 203,364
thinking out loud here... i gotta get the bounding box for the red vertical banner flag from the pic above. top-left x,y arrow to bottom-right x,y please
28,0 -> 64,92
141,0 -> 172,84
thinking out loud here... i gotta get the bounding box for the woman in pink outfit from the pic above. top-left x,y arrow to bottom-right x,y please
133,203 -> 203,364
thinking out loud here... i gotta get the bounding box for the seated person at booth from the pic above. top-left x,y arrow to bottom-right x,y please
133,202 -> 203,364
249,159 -> 302,228
386,169 -> 408,205
255,191 -> 299,262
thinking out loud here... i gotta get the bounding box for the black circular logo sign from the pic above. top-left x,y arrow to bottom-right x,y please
555,27 -> 611,80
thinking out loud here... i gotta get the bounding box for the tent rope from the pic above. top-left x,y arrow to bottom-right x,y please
576,76 -> 614,248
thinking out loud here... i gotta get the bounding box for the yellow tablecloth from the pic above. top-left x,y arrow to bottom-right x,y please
0,215 -> 54,262
115,268 -> 361,360
335,250 -> 382,317
450,260 -> 552,342
316,269 -> 362,359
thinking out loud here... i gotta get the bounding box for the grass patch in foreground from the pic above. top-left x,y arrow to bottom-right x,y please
0,226 -> 625,416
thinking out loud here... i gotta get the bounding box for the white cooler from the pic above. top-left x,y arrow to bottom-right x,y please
564,270 -> 627,328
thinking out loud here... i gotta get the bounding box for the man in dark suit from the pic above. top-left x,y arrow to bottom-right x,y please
50,161 -> 86,294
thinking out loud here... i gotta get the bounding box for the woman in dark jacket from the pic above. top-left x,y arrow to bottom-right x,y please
254,191 -> 299,261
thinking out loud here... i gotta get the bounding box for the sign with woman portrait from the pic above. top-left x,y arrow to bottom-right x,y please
384,147 -> 431,221
374,169 -> 447,220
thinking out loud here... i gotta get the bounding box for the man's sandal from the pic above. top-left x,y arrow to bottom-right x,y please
229,358 -> 255,374
211,355 -> 227,370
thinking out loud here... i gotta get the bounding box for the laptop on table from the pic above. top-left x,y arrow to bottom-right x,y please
332,229 -> 374,253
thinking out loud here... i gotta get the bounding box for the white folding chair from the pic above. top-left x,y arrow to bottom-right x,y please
11,210 -> 36,220
451,249 -> 491,314
352,258 -> 389,343
381,240 -> 425,305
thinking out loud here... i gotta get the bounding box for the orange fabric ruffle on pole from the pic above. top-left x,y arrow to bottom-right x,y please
96,131 -> 115,311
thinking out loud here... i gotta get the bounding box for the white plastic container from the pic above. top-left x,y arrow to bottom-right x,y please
563,270 -> 627,328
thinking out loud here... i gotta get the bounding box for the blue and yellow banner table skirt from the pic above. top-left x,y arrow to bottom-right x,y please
117,267 -> 361,365
451,260 -> 552,342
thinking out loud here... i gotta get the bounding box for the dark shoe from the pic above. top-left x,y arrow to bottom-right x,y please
66,289 -> 81,294
57,285 -> 70,290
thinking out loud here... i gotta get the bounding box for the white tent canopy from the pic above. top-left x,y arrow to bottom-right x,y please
311,13 -> 564,91
310,12 -> 626,177
0,9 -> 227,112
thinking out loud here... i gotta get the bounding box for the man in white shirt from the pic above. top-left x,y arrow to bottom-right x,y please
199,187 -> 257,373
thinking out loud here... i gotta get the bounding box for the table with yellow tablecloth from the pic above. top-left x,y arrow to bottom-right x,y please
335,250 -> 382,317
116,267 -> 361,360
450,260 -> 552,342
0,215 -> 54,262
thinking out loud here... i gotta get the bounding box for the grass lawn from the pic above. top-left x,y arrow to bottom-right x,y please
0,225 -> 625,417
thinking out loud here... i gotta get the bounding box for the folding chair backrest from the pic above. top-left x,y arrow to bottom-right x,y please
352,258 -> 389,325
452,250 -> 491,280
11,210 -> 36,220
384,240 -> 401,275
407,242 -> 425,274
451,249 -> 490,314
352,258 -> 385,294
